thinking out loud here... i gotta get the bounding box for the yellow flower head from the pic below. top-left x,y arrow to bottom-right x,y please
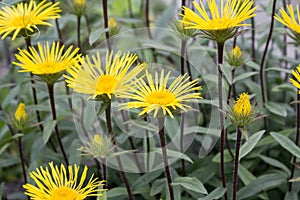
23,162 -> 105,200
275,4 -> 300,43
81,134 -> 114,158
74,0 -> 86,6
64,51 -> 145,99
120,70 -> 202,118
233,46 -> 242,58
290,64 -> 300,93
0,0 -> 61,40
14,103 -> 27,121
225,45 -> 246,67
14,42 -> 81,84
180,0 -> 256,42
234,93 -> 251,118
108,17 -> 117,29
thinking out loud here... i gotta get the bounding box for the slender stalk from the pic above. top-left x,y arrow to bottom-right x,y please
51,0 -> 63,43
181,0 -> 186,14
17,135 -> 29,200
127,0 -> 136,29
101,157 -> 107,187
84,15 -> 92,35
47,84 -> 69,166
232,127 -> 242,200
289,92 -> 300,191
77,15 -> 81,50
102,0 -> 111,51
158,118 -> 175,200
259,0 -> 277,129
145,0 -> 152,39
251,4 -> 256,63
105,100 -> 134,200
216,42 -> 228,200
144,117 -> 151,172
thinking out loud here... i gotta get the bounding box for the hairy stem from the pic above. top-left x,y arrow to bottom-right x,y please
232,127 -> 242,200
77,15 -> 81,50
47,84 -> 69,166
217,42 -> 228,200
158,118 -> 175,200
51,0 -> 63,44
259,0 -> 277,129
102,0 -> 111,51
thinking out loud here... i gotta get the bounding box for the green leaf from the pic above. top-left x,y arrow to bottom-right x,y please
106,187 -> 127,198
233,72 -> 258,83
237,173 -> 287,199
212,149 -> 232,163
89,28 -> 108,45
238,164 -> 256,185
150,178 -> 166,196
133,171 -> 162,190
43,120 -> 56,145
270,132 -> 300,158
239,130 -> 265,160
172,177 -> 207,194
198,187 -> 226,200
259,155 -> 290,175
265,102 -> 287,117
152,148 -> 193,163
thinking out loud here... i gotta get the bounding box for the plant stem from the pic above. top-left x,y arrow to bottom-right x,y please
289,92 -> 300,191
105,100 -> 134,200
17,135 -> 29,200
102,0 -> 111,51
250,8 -> 256,63
77,15 -> 81,50
84,15 -> 92,35
47,84 -> 69,166
158,118 -> 175,200
217,42 -> 228,200
101,157 -> 107,187
259,0 -> 277,129
51,0 -> 63,44
232,127 -> 242,200
144,117 -> 151,172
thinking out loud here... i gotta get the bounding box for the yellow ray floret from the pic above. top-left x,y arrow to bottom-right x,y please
275,4 -> 300,34
64,51 -> 146,99
0,0 -> 61,40
120,70 -> 202,118
290,64 -> 300,93
13,42 -> 81,75
14,103 -> 27,121
233,93 -> 251,118
180,0 -> 256,30
23,162 -> 105,200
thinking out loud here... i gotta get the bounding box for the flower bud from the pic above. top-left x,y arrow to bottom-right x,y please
14,103 -> 27,122
225,45 -> 246,67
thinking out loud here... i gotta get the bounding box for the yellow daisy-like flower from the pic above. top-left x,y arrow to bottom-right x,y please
13,42 -> 81,84
64,51 -> 146,99
180,0 -> 257,42
275,4 -> 300,43
23,162 -> 105,200
290,64 -> 300,93
14,103 -> 27,122
0,0 -> 61,40
233,93 -> 252,118
120,70 -> 202,118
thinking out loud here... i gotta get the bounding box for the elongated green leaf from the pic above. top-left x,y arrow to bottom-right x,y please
172,177 -> 207,194
198,187 -> 226,200
152,148 -> 193,163
237,173 -> 287,199
233,72 -> 258,83
212,149 -> 232,163
106,187 -> 127,198
238,164 -> 256,185
150,178 -> 166,196
260,155 -> 290,175
239,130 -> 265,160
133,171 -> 162,190
89,28 -> 108,45
265,102 -> 287,117
270,132 -> 300,158
43,120 -> 56,145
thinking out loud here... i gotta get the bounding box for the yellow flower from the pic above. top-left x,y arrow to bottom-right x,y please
74,0 -> 86,6
120,70 -> 202,118
108,17 -> 117,29
0,0 -> 61,40
225,45 -> 246,67
14,103 -> 27,121
234,93 -> 252,119
275,4 -> 300,43
23,162 -> 105,200
233,46 -> 242,58
180,0 -> 257,42
14,42 -> 81,84
290,64 -> 300,93
81,134 -> 114,158
64,51 -> 145,99
275,4 -> 300,34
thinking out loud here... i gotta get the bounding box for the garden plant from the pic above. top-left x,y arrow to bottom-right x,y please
1,0 -> 300,199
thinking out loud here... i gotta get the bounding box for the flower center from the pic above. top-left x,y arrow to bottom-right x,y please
95,75 -> 118,94
37,61 -> 62,74
146,91 -> 176,105
51,187 -> 78,200
12,15 -> 33,27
